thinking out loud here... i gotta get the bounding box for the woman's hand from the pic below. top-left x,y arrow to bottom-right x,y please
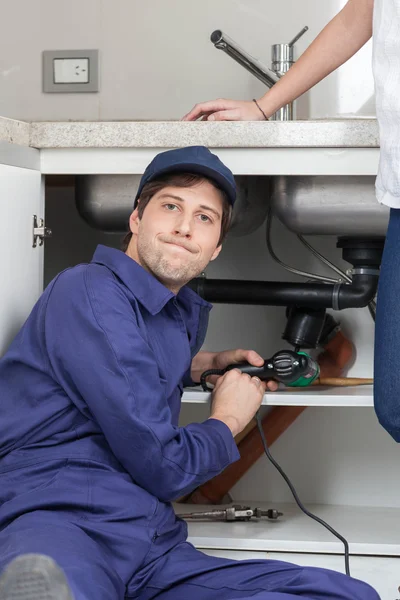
182,98 -> 267,122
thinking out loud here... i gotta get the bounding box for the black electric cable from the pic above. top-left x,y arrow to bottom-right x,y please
200,369 -> 224,391
255,413 -> 350,576
200,370 -> 351,576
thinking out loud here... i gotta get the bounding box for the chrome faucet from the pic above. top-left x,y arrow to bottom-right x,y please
210,27 -> 308,121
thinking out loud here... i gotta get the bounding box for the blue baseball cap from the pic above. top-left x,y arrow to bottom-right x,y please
134,146 -> 236,207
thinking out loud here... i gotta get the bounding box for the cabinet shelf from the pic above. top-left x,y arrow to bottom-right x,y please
182,385 -> 374,407
176,501 -> 400,557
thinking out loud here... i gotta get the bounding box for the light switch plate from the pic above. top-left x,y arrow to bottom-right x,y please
43,49 -> 99,93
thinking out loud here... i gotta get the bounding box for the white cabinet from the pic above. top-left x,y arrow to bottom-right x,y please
0,143 -> 43,355
2,137 -> 399,598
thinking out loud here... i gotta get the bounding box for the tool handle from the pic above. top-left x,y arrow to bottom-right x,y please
312,377 -> 373,387
225,362 -> 272,379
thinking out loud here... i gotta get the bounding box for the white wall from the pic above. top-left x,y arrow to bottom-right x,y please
0,0 -> 375,121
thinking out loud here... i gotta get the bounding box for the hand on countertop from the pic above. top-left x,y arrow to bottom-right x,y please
182,98 -> 266,122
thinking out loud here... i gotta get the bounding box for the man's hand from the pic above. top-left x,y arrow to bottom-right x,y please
181,99 -> 266,122
212,348 -> 278,392
212,348 -> 261,371
209,369 -> 265,437
190,349 -> 278,392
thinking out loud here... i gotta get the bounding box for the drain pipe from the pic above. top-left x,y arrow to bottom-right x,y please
188,238 -> 384,311
188,273 -> 377,310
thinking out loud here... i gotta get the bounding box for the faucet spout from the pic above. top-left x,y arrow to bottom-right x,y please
210,30 -> 279,89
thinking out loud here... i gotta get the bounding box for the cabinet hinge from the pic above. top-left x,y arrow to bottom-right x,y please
32,215 -> 52,248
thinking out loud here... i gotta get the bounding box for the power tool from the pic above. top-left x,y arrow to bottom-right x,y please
200,349 -> 320,391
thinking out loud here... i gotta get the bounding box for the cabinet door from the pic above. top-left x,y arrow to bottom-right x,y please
0,161 -> 43,355
203,549 -> 400,600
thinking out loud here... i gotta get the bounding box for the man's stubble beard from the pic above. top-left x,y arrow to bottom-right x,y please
137,235 -> 206,289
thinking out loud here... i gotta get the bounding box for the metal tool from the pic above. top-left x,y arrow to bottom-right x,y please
177,505 -> 283,522
200,349 -> 320,392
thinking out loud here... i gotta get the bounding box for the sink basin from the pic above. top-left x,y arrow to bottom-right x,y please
75,174 -> 388,238
270,175 -> 389,236
75,175 -> 271,236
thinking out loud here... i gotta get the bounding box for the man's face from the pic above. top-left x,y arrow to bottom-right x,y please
127,180 -> 224,292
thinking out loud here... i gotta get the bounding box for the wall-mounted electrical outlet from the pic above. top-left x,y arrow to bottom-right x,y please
53,58 -> 89,84
43,49 -> 99,93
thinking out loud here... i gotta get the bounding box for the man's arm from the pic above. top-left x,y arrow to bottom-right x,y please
182,0 -> 374,121
44,266 -> 240,503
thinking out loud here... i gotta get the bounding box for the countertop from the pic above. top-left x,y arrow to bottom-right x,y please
0,116 -> 380,149
0,117 -> 30,147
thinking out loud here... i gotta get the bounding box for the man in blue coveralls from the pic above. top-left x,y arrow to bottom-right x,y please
0,147 -> 379,600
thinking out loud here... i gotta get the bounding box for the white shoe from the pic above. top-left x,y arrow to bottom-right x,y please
0,554 -> 73,600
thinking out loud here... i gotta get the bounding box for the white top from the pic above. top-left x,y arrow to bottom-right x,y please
372,0 -> 400,207
182,385 -> 374,407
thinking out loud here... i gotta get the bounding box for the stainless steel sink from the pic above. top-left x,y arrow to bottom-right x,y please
75,175 -> 271,236
270,175 -> 389,236
75,174 -> 140,232
75,174 -> 389,238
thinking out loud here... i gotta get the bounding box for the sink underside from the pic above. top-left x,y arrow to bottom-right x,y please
270,175 -> 388,236
75,174 -> 388,237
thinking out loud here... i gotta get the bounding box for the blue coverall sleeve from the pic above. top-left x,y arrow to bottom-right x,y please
44,266 -> 239,502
